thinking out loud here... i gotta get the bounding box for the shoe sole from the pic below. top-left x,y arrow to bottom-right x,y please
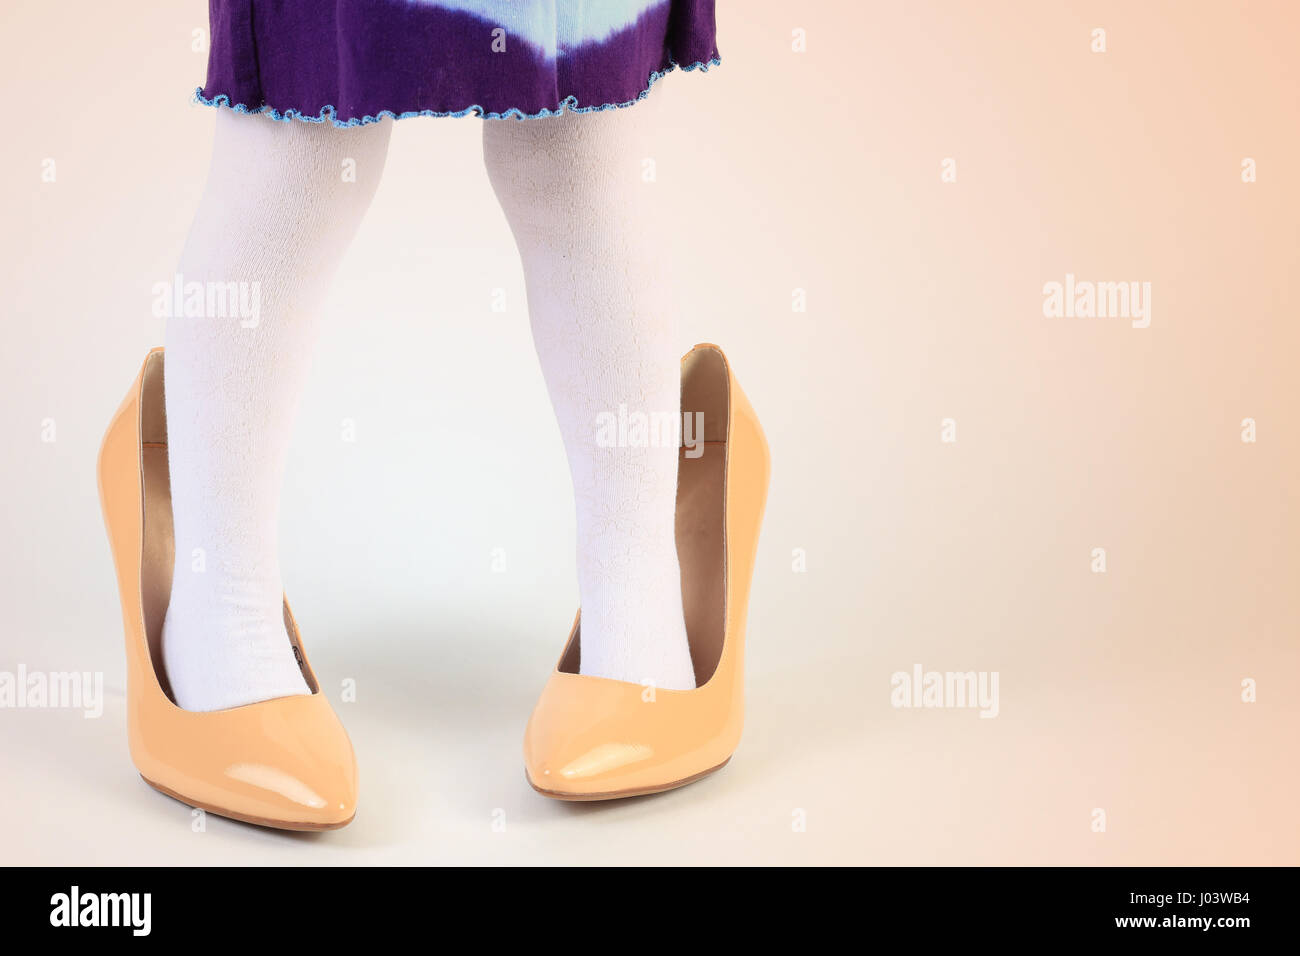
526,757 -> 731,801
140,774 -> 355,831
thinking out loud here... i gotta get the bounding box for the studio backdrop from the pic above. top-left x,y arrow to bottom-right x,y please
1,0 -> 1296,865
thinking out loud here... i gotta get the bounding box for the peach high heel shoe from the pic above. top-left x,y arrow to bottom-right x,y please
523,343 -> 770,800
98,348 -> 357,830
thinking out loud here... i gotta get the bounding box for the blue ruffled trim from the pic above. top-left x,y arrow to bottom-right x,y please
193,55 -> 721,126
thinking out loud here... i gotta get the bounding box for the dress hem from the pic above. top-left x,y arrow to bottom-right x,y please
193,55 -> 721,126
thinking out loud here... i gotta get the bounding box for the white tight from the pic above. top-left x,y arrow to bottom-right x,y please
164,96 -> 692,712
483,90 -> 694,690
163,112 -> 392,711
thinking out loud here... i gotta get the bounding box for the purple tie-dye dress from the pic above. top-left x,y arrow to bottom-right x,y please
196,0 -> 719,125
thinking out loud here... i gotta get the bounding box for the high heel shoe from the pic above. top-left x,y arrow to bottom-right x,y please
523,343 -> 770,800
98,348 -> 357,830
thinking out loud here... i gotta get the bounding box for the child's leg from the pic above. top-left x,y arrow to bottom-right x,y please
163,110 -> 391,711
482,90 -> 696,690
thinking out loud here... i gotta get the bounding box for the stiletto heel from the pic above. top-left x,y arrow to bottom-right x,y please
98,349 -> 357,830
523,343 -> 770,800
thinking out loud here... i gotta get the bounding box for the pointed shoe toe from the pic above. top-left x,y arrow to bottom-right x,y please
134,692 -> 358,831
523,668 -> 737,800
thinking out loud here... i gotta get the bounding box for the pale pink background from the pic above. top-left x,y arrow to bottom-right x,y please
0,1 -> 1296,863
